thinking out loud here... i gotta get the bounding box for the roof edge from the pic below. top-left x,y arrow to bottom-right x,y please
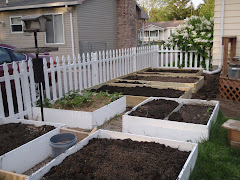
136,2 -> 149,20
0,1 -> 80,12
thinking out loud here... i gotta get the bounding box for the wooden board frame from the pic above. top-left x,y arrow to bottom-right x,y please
115,73 -> 204,93
87,82 -> 192,108
0,170 -> 28,180
138,67 -> 203,77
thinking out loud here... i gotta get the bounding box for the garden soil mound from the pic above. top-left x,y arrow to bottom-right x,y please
123,75 -> 199,83
130,99 -> 179,119
169,104 -> 215,125
43,138 -> 190,180
91,85 -> 184,98
0,123 -> 54,156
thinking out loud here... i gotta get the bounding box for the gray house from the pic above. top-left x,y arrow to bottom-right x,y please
139,20 -> 184,42
0,0 -> 148,58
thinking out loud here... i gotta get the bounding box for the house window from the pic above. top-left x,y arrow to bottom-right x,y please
10,16 -> 23,33
45,14 -> 64,44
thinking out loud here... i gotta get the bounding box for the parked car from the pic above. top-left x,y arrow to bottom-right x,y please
0,44 -> 55,116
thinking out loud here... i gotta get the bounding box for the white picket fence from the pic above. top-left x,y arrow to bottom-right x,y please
0,45 -> 159,119
157,45 -> 210,71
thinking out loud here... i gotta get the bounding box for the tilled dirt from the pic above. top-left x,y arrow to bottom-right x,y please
130,99 -> 179,119
192,73 -> 220,100
146,68 -> 199,73
123,75 -> 199,83
43,138 -> 190,180
0,123 -> 55,156
169,104 -> 215,125
91,85 -> 184,98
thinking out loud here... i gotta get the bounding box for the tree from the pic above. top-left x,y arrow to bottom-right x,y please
137,0 -> 167,16
166,0 -> 192,20
198,0 -> 215,19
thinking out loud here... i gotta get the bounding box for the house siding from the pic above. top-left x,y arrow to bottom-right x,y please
77,0 -> 118,53
0,6 -> 79,59
213,0 -> 240,66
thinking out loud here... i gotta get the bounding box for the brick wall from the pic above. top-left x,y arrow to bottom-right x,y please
117,0 -> 137,49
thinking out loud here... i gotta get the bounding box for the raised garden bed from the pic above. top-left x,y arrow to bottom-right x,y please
32,91 -> 126,129
28,130 -> 198,180
0,118 -> 64,174
89,83 -> 191,107
118,74 -> 204,93
123,97 -> 219,143
138,68 -> 203,76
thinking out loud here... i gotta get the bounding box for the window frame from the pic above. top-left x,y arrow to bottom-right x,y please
44,13 -> 65,45
10,16 -> 23,34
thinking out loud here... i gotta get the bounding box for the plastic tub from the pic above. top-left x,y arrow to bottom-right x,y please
228,67 -> 240,79
49,133 -> 77,158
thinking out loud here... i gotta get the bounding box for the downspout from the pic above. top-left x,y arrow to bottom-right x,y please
142,20 -> 144,43
204,0 -> 225,74
65,5 -> 75,59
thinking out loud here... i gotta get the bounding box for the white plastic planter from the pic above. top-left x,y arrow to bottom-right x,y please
0,118 -> 64,174
123,97 -> 219,143
32,96 -> 126,129
27,130 -> 198,180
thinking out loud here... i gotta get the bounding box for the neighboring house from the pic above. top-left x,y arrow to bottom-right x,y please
139,20 -> 184,42
0,0 -> 148,58
212,0 -> 240,67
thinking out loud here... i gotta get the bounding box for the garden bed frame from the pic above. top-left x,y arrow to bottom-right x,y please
88,82 -> 192,108
32,96 -> 126,129
27,130 -> 198,180
138,68 -> 203,77
0,127 -> 96,179
123,97 -> 219,143
0,118 -> 64,174
116,73 -> 204,93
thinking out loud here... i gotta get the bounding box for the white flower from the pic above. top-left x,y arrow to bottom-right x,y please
201,32 -> 206,36
188,44 -> 192,47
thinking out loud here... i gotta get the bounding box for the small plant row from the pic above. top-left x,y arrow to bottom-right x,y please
36,90 -> 123,110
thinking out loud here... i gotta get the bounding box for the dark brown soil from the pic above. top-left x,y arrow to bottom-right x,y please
169,104 -> 215,125
130,99 -> 179,119
0,123 -> 55,156
192,73 -> 220,100
146,69 -> 199,73
91,85 -> 184,98
123,75 -> 199,83
43,138 -> 190,180
115,80 -> 144,84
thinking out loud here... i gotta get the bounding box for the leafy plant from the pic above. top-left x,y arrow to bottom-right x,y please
36,98 -> 53,108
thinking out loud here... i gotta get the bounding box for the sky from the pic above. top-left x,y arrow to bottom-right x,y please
192,0 -> 204,7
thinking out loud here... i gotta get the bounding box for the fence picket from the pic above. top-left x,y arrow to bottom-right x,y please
106,50 -> 110,81
43,58 -> 51,99
20,61 -> 32,119
62,56 -> 68,94
113,50 -> 116,78
50,58 -> 57,100
194,54 -> 198,68
12,62 -> 24,118
56,57 -> 63,98
27,59 -> 36,106
0,86 -> 4,118
77,54 -> 83,91
160,45 -> 164,67
98,51 -> 103,83
82,54 -> 87,89
184,52 -> 188,68
109,50 -> 113,80
102,51 -> 106,82
190,52 -> 193,68
73,56 -> 78,91
87,53 -> 91,88
174,45 -> 178,68
170,46 -> 173,67
68,56 -> 73,91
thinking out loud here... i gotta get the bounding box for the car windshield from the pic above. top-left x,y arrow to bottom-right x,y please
13,52 -> 26,61
0,47 -> 12,65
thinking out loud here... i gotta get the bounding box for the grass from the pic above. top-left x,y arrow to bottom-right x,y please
190,111 -> 240,180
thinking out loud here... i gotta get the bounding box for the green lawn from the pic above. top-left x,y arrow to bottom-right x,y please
190,111 -> 240,180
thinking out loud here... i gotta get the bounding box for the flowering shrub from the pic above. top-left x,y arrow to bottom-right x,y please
166,16 -> 214,68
